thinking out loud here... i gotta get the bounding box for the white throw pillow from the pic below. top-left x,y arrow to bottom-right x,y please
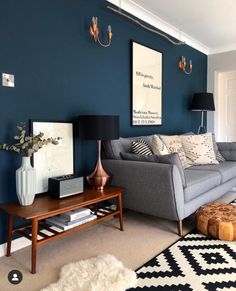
160,135 -> 190,168
151,135 -> 169,155
180,133 -> 219,165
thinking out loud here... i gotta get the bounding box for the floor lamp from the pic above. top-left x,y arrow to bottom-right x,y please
190,93 -> 215,134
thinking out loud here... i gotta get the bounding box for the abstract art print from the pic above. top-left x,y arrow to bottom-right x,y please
31,121 -> 74,194
132,41 -> 162,126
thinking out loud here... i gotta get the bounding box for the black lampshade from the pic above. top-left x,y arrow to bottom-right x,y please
78,115 -> 120,140
190,93 -> 215,111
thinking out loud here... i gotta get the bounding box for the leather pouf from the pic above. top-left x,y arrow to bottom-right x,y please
196,202 -> 236,241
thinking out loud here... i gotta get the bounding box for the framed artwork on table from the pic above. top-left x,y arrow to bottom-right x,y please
30,120 -> 74,194
132,41 -> 163,126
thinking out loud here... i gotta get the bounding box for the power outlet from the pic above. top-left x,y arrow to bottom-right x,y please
2,73 -> 15,87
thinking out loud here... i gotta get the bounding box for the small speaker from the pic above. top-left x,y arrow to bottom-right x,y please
48,175 -> 84,199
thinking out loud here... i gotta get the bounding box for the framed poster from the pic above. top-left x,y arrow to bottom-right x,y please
31,120 -> 74,194
132,41 -> 163,126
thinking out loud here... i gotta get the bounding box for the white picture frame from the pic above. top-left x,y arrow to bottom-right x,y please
132,41 -> 163,126
31,121 -> 74,194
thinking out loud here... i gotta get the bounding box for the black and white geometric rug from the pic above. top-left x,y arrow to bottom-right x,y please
131,201 -> 236,291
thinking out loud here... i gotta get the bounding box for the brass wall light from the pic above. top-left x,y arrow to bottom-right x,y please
89,16 -> 112,48
179,56 -> 192,75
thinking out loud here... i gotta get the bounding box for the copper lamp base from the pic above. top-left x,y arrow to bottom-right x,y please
87,140 -> 110,190
86,161 -> 110,190
86,175 -> 110,191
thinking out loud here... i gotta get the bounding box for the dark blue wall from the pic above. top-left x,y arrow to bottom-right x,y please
0,0 -> 207,243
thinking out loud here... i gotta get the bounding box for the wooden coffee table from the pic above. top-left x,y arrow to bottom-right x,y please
196,202 -> 236,241
0,186 -> 124,274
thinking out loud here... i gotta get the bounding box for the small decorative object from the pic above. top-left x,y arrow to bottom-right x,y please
0,123 -> 60,206
16,156 -> 36,206
190,92 -> 215,134
179,56 -> 192,75
31,121 -> 74,194
89,16 -> 112,48
48,175 -> 84,199
132,41 -> 162,126
79,115 -> 119,190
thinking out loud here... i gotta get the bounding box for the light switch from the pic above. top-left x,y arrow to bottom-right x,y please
2,73 -> 15,87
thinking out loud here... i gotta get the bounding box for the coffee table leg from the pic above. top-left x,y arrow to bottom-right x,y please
31,218 -> 38,274
6,214 -> 14,257
118,193 -> 123,231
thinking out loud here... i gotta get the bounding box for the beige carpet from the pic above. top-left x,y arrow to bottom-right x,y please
0,190 -> 235,291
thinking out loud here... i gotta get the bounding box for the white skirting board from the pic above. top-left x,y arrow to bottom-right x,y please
0,237 -> 31,258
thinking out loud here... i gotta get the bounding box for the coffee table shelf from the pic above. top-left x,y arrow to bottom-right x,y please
0,186 -> 124,274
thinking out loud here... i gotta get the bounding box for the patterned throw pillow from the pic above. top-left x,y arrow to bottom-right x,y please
151,135 -> 169,155
180,133 -> 219,165
131,138 -> 153,156
159,135 -> 190,168
212,133 -> 225,162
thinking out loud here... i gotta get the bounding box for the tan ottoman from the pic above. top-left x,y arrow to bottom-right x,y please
196,202 -> 236,241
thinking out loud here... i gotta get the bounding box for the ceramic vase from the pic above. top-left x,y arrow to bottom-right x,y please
16,156 -> 36,206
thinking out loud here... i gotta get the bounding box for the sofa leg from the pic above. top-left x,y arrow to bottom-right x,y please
177,220 -> 183,236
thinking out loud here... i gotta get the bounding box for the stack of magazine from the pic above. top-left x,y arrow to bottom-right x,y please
45,207 -> 97,231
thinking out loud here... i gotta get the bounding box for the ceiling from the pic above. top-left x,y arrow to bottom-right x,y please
107,0 -> 236,54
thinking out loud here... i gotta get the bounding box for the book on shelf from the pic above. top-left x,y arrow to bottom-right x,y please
47,213 -> 95,226
60,207 -> 91,221
46,214 -> 97,231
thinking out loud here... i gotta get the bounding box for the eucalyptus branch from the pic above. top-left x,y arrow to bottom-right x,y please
0,122 -> 61,157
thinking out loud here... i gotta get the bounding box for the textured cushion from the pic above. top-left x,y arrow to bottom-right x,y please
184,169 -> 221,202
181,133 -> 219,165
131,138 -> 153,156
151,135 -> 169,155
120,152 -> 186,187
212,133 -> 225,162
103,135 -> 153,160
189,161 -> 236,183
160,135 -> 189,168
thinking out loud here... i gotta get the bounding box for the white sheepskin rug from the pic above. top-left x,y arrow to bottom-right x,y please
41,254 -> 137,291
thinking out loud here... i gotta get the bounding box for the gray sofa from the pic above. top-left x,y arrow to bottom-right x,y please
102,135 -> 236,236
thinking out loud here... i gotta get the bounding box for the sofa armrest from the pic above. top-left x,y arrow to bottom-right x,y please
103,159 -> 184,221
217,142 -> 236,161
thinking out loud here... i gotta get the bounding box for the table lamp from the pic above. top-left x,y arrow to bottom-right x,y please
190,92 -> 215,134
78,115 -> 120,190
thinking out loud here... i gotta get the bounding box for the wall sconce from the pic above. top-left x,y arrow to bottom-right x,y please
179,56 -> 192,75
89,16 -> 112,48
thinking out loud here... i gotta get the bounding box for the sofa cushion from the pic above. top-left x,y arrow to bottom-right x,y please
180,133 -> 219,165
120,152 -> 157,162
151,135 -> 169,155
216,142 -> 236,161
189,161 -> 236,183
103,135 -> 153,160
212,133 -> 225,162
160,135 -> 190,168
184,169 -> 221,202
131,138 -> 153,156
